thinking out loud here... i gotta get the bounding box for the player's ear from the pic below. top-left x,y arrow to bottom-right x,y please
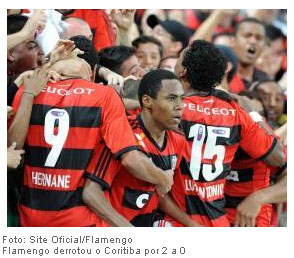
179,67 -> 187,78
7,50 -> 15,62
142,94 -> 152,109
226,61 -> 233,74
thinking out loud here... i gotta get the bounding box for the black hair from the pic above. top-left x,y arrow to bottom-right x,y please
233,17 -> 265,36
69,35 -> 97,70
250,79 -> 281,92
7,14 -> 28,35
138,69 -> 181,107
132,35 -> 163,58
97,45 -> 136,75
265,24 -> 284,41
238,90 -> 260,100
182,40 -> 227,91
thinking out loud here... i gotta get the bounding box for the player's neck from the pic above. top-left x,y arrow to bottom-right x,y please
237,62 -> 255,81
141,111 -> 166,147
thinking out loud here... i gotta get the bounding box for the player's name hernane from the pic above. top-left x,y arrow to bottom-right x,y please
184,103 -> 236,116
52,236 -> 132,245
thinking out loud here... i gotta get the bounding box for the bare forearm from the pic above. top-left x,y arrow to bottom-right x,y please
7,94 -> 34,148
158,194 -> 198,227
250,172 -> 287,205
121,150 -> 167,186
190,10 -> 223,42
274,123 -> 287,140
83,180 -> 133,227
7,31 -> 29,50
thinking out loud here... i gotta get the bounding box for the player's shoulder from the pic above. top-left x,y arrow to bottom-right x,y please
167,129 -> 186,145
127,115 -> 141,131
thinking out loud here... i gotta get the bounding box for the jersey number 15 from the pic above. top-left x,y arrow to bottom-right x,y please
189,124 -> 230,181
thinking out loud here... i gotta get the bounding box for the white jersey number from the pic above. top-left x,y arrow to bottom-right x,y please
44,109 -> 70,167
189,124 -> 230,181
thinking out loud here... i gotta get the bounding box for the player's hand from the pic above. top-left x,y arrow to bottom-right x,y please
156,170 -> 174,196
14,70 -> 34,87
99,67 -> 125,88
23,68 -> 50,97
49,40 -> 84,65
234,193 -> 261,227
22,9 -> 47,39
48,70 -> 62,83
231,94 -> 256,113
7,106 -> 14,120
7,142 -> 25,169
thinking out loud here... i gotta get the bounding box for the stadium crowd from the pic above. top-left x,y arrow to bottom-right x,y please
7,9 -> 287,227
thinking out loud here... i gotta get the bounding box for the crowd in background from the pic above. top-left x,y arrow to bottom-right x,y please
7,9 -> 287,227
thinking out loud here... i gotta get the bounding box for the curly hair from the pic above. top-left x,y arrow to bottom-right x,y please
182,40 -> 227,92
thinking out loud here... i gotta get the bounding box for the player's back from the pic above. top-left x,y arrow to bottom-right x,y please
173,93 -> 276,226
14,79 -> 116,226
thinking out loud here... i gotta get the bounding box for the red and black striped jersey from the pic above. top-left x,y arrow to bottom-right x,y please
108,114 -> 186,227
11,79 -> 139,227
171,94 -> 277,227
225,146 -> 287,227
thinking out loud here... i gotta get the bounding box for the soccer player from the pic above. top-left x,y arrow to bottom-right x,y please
170,40 -> 285,227
10,47 -> 173,227
99,69 -> 199,226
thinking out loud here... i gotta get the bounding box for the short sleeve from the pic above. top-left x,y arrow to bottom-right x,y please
237,105 -> 276,160
100,88 -> 140,159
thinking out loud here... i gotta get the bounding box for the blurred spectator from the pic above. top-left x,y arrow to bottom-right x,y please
190,10 -> 240,43
132,35 -> 163,71
108,9 -> 139,46
147,14 -> 190,58
98,45 -> 145,79
57,9 -> 115,51
213,32 -> 234,47
159,56 -> 178,72
7,14 -> 45,77
61,17 -> 93,40
230,18 -> 269,93
7,10 -> 46,50
139,9 -> 167,36
215,44 -> 238,92
256,25 -> 286,80
253,80 -> 286,130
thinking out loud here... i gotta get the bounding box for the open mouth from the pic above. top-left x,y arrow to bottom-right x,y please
172,116 -> 182,123
246,46 -> 256,58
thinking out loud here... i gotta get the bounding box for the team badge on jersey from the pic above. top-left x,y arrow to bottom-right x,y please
171,155 -> 178,170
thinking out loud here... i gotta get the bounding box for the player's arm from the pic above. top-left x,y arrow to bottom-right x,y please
82,179 -> 133,227
235,166 -> 287,227
120,150 -> 174,194
7,68 -> 49,149
234,97 -> 285,168
158,194 -> 203,227
261,138 -> 285,168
